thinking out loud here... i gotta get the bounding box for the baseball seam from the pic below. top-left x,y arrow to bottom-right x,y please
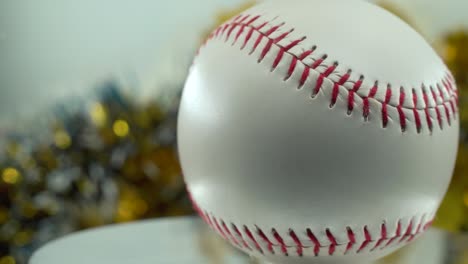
198,13 -> 458,134
191,199 -> 433,257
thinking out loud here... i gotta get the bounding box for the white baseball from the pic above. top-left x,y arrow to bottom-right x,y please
178,0 -> 459,263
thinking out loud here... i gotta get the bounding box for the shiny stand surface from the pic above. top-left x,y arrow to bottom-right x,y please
30,217 -> 468,264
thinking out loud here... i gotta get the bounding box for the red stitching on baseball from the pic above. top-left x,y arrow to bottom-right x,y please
245,15 -> 260,26
345,227 -> 356,254
200,14 -> 458,135
331,73 -> 349,107
412,90 -> 422,133
357,226 -> 372,253
299,67 -> 310,88
422,88 -> 433,132
371,223 -> 387,251
289,230 -> 304,257
256,226 -> 275,254
407,218 -> 423,243
259,39 -> 274,62
382,86 -> 392,128
242,27 -> 255,50
398,87 -> 407,131
273,29 -> 294,43
325,229 -> 338,256
346,73 -> 359,111
222,220 -> 241,247
283,37 -> 306,51
245,225 -> 264,254
399,219 -> 413,243
226,23 -> 238,41
273,229 -> 289,256
430,87 -> 443,129
232,224 -> 252,250
313,62 -> 336,96
264,22 -> 285,36
384,220 -> 401,247
363,83 -> 378,121
285,56 -> 298,80
213,216 -> 229,241
237,14 -> 250,24
298,48 -> 315,60
306,228 -> 321,256
272,49 -> 285,70
234,24 -> 246,45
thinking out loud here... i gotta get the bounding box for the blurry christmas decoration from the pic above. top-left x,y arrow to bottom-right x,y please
0,79 -> 190,264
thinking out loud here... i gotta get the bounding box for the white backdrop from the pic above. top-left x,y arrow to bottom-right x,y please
0,0 -> 467,122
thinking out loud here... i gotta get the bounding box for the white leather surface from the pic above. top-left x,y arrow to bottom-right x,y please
178,0 -> 459,263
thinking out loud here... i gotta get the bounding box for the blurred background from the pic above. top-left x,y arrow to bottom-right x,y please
0,0 -> 467,263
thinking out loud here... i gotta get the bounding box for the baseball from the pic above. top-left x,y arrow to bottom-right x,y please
178,0 -> 459,263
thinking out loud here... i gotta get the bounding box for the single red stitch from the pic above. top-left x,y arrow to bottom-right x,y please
326,229 -> 338,256
398,88 -> 407,131
382,87 -> 392,128
205,211 -> 214,227
443,103 -> 451,125
363,83 -> 378,120
357,226 -> 372,253
259,39 -> 274,62
313,64 -> 335,96
213,217 -> 229,241
237,14 -> 250,24
242,27 -> 255,50
298,49 -> 314,60
412,90 -> 422,133
264,23 -> 285,36
255,21 -> 268,31
289,230 -> 304,257
273,29 -> 293,43
225,23 -> 238,41
232,14 -> 243,22
245,15 -> 261,26
232,224 -> 252,250
221,23 -> 230,36
272,229 -> 289,256
234,24 -> 246,45
407,219 -> 422,243
222,221 -> 241,247
245,226 -> 264,254
311,57 -> 325,69
422,89 -> 433,132
285,56 -> 298,80
371,223 -> 387,251
272,49 -> 285,70
256,227 -> 275,254
283,37 -> 306,51
384,221 -> 401,248
314,74 -> 325,96
399,219 -> 413,243
345,227 -> 356,254
250,34 -> 264,54
214,27 -> 222,37
430,87 -> 443,129
443,79 -> 452,94
437,84 -> 447,100
299,67 -> 310,88
449,99 -> 456,118
306,229 -> 321,256
323,64 -> 337,77
332,73 -> 350,107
